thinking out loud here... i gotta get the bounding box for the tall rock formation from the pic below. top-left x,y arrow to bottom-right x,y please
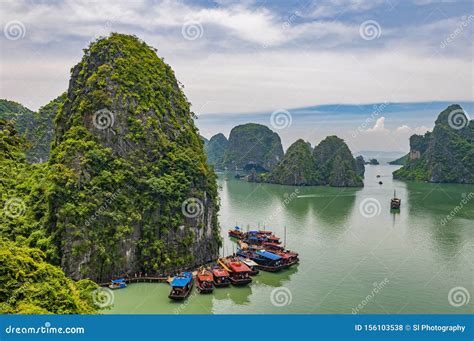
264,136 -> 363,187
393,105 -> 473,183
204,133 -> 228,167
267,139 -> 317,185
221,123 -> 284,171
313,136 -> 363,187
48,34 -> 220,281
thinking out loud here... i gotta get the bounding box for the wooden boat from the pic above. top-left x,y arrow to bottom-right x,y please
218,257 -> 252,286
108,278 -> 127,290
237,249 -> 286,272
245,231 -> 281,246
212,266 -> 231,287
239,257 -> 260,276
196,268 -> 214,294
391,190 -> 401,209
262,244 -> 299,267
168,272 -> 193,300
228,226 -> 245,239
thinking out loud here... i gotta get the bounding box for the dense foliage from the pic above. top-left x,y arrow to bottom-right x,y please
220,123 -> 284,171
0,95 -> 65,163
393,105 -> 473,183
388,153 -> 409,165
267,139 -> 317,185
0,121 -> 97,314
264,136 -> 363,187
49,33 -> 220,281
0,238 -> 98,314
204,133 -> 228,167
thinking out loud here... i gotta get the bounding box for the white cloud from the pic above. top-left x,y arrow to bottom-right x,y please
367,117 -> 389,133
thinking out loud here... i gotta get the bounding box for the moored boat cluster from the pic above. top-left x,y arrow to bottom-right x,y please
107,226 -> 299,301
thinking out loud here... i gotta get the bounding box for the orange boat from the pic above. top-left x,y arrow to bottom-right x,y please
228,226 -> 246,239
212,266 -> 231,287
218,257 -> 252,286
196,268 -> 214,294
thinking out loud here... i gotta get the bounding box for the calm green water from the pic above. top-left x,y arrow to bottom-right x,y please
108,165 -> 473,314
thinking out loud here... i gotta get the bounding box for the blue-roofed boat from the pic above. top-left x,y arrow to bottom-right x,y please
237,249 -> 286,272
168,272 -> 194,300
228,226 -> 245,239
108,278 -> 127,290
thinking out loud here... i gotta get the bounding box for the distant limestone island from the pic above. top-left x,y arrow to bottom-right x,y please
392,104 -> 473,183
205,123 -> 364,187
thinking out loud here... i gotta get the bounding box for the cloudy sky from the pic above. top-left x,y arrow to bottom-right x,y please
1,0 -> 473,152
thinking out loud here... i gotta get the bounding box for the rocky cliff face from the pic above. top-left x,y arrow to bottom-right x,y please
0,96 -> 64,163
267,139 -> 317,185
204,133 -> 228,166
393,105 -> 473,183
221,123 -> 284,171
313,136 -> 363,187
355,156 -> 365,177
48,34 -> 220,281
264,136 -> 363,187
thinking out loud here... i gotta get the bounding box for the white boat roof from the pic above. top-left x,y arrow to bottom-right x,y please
241,258 -> 258,267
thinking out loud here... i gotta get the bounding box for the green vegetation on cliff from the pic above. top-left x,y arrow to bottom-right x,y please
265,136 -> 363,187
393,105 -> 473,183
267,139 -> 317,185
0,95 -> 65,163
0,122 -> 97,314
0,238 -> 98,314
313,136 -> 363,187
220,123 -> 283,171
205,133 -> 228,166
2,33 -> 221,286
48,33 -> 220,281
388,153 -> 409,165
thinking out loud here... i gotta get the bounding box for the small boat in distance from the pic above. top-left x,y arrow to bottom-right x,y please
228,226 -> 245,239
196,268 -> 214,294
218,257 -> 252,286
391,190 -> 401,209
108,278 -> 127,290
168,272 -> 193,300
212,266 -> 231,287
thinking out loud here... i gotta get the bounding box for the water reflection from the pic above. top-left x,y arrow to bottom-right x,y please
213,286 -> 253,305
